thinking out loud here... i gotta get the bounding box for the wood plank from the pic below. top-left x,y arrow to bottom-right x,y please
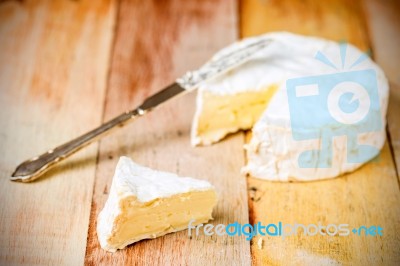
363,0 -> 400,178
240,0 -> 400,265
85,0 -> 252,265
0,0 -> 116,265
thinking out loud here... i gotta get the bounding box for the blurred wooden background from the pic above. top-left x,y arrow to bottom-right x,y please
0,0 -> 399,265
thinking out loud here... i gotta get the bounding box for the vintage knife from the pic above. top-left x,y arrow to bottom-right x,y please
11,39 -> 271,182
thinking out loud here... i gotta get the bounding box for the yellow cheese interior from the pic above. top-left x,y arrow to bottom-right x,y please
196,85 -> 278,145
107,190 -> 217,249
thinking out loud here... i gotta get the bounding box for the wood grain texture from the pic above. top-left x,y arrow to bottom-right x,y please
0,0 -> 116,265
240,0 -> 400,265
363,0 -> 400,180
240,0 -> 370,51
84,0 -> 252,265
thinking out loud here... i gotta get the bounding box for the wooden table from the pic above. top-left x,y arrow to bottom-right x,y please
0,0 -> 399,265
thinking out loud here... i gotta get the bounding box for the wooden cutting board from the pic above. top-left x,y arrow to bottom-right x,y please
0,0 -> 399,265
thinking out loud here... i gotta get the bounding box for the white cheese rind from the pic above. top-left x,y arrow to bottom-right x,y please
194,32 -> 389,181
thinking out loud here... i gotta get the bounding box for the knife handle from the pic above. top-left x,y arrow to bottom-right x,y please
11,82 -> 187,182
11,108 -> 145,182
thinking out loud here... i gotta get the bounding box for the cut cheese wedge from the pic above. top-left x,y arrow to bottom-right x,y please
97,156 -> 218,252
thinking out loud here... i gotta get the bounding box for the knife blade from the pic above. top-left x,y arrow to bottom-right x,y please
11,38 -> 271,182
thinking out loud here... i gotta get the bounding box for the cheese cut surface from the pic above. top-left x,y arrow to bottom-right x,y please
192,85 -> 278,146
97,156 -> 217,252
192,32 -> 389,181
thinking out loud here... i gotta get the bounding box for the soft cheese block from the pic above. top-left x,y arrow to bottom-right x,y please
97,156 -> 217,252
192,32 -> 389,181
